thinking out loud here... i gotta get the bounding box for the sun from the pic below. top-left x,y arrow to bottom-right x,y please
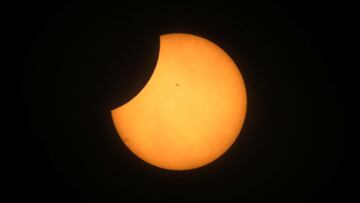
111,33 -> 247,170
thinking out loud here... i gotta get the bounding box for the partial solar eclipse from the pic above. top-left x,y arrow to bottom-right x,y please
111,33 -> 247,170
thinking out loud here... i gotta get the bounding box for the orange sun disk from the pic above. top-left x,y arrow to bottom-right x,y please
111,33 -> 247,170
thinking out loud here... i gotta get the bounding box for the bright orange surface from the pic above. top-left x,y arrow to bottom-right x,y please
111,33 -> 247,170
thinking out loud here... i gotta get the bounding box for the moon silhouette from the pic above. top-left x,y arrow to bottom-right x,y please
111,33 -> 247,170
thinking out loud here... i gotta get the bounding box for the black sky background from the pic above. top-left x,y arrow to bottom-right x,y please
9,1 -> 347,202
